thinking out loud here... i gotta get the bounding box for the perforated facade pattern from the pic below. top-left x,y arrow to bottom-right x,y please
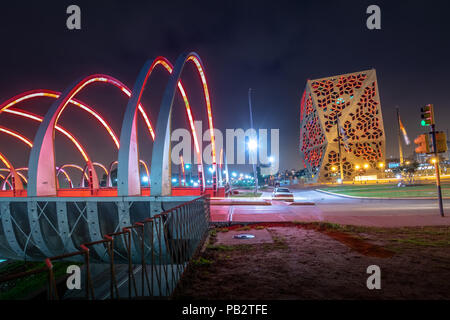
300,69 -> 385,182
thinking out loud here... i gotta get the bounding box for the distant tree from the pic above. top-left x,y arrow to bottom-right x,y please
109,168 -> 117,187
393,161 -> 419,184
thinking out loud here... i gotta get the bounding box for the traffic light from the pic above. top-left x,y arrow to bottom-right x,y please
414,134 -> 430,154
420,104 -> 434,126
436,131 -> 448,153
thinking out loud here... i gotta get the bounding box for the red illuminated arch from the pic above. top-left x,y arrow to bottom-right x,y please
56,164 -> 89,188
117,55 -> 215,196
0,126 -> 33,147
148,52 -> 217,196
107,159 -> 149,188
3,108 -> 91,162
0,122 -> 101,189
0,151 -> 23,191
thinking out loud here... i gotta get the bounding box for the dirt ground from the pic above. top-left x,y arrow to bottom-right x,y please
172,223 -> 450,299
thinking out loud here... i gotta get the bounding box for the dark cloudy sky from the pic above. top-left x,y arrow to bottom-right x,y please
0,0 -> 450,176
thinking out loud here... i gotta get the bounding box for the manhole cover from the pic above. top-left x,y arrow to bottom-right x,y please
233,234 -> 255,239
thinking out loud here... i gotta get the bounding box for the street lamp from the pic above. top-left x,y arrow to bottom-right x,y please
363,163 -> 369,169
248,139 -> 258,151
355,164 -> 361,170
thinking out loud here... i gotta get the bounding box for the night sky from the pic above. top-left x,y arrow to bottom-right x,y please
1,0 -> 450,177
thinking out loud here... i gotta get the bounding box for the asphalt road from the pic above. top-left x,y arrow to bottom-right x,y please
285,189 -> 450,217
211,188 -> 450,226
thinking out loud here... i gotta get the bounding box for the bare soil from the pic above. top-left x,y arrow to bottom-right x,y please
172,223 -> 450,300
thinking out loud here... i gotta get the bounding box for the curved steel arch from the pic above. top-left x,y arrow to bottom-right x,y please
0,127 -> 32,190
56,167 -> 73,188
107,160 -> 118,187
149,52 -> 217,196
56,164 -> 89,188
0,90 -> 121,149
107,159 -> 150,188
1,170 -> 28,190
25,73 -> 168,196
27,75 -> 114,196
139,159 -> 150,182
0,173 -> 12,190
0,151 -> 23,191
0,126 -> 33,147
0,122 -> 99,190
3,108 -> 91,162
0,170 -> 14,190
81,162 -> 109,188
117,55 -> 213,196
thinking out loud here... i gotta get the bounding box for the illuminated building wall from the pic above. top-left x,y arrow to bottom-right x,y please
299,69 -> 386,182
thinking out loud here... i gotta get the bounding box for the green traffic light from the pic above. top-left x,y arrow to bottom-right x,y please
421,120 -> 426,126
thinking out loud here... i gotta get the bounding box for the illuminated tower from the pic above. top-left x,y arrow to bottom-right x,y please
299,69 -> 385,182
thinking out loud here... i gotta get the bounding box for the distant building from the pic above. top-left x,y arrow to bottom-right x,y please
299,69 -> 386,182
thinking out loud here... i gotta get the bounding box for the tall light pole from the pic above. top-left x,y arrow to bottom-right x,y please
248,88 -> 258,195
336,119 -> 344,183
396,107 -> 404,165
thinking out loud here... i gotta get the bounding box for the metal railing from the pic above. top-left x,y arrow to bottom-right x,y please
0,195 -> 210,300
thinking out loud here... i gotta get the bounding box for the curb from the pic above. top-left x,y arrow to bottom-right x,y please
315,188 -> 450,200
210,200 -> 272,206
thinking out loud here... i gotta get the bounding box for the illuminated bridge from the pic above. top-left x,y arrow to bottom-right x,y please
0,52 -> 224,264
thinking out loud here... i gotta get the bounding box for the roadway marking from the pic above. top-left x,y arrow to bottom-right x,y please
228,206 -> 234,223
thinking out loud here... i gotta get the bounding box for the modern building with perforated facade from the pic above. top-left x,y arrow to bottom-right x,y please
299,69 -> 386,183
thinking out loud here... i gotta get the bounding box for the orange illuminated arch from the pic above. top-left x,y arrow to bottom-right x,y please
3,108 -> 90,162
56,164 -> 89,188
0,151 -> 23,191
0,90 -> 120,148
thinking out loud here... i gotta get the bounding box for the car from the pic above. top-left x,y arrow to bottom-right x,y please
272,187 -> 294,202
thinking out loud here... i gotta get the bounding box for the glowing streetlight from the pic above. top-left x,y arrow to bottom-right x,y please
331,166 -> 337,172
269,156 -> 275,163
378,162 -> 384,168
431,158 -> 437,164
248,139 -> 258,151
355,165 -> 361,170
363,163 -> 369,169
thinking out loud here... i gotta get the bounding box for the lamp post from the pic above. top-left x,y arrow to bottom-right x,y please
248,88 -> 258,195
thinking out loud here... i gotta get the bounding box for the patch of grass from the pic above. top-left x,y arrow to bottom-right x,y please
191,257 -> 214,266
293,222 -> 450,251
206,244 -> 235,251
319,183 -> 450,198
294,221 -> 382,234
0,261 -> 78,300
389,238 -> 450,247
231,192 -> 263,198
234,244 -> 255,251
235,226 -> 251,231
